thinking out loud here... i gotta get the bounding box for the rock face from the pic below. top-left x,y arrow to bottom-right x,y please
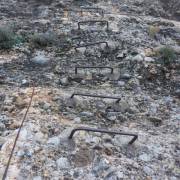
0,0 -> 179,180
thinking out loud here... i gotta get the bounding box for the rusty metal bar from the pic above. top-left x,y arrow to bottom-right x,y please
75,66 -> 114,74
63,8 -> 104,17
80,7 -> 104,16
78,20 -> 109,30
68,127 -> 138,145
74,41 -> 108,50
70,93 -> 121,103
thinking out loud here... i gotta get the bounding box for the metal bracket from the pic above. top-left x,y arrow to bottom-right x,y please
75,66 -> 114,74
70,93 -> 121,103
68,127 -> 138,145
78,20 -> 109,30
74,41 -> 108,51
80,7 -> 104,17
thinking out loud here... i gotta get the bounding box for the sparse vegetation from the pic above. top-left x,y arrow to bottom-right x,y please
0,26 -> 16,49
157,46 -> 176,65
30,33 -> 56,48
148,26 -> 160,38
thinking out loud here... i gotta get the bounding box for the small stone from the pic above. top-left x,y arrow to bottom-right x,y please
117,114 -> 128,122
143,166 -> 154,176
132,54 -> 144,62
116,171 -> 124,178
0,122 -> 5,131
144,57 -> 155,62
80,111 -> 94,117
77,47 -> 86,54
31,51 -> 50,66
0,137 -> 6,149
74,117 -> 81,123
85,136 -> 101,144
113,135 -> 133,146
35,132 -> 45,143
9,121 -> 21,130
174,89 -> 180,97
33,176 -> 42,180
148,117 -> 162,126
56,157 -> 70,170
93,157 -> 110,176
47,136 -> 60,147
121,73 -> 131,80
118,100 -> 129,113
43,102 -> 51,111
21,79 -> 29,86
59,77 -> 69,86
95,101 -> 106,110
139,153 -> 152,162
117,81 -> 125,86
15,96 -> 27,109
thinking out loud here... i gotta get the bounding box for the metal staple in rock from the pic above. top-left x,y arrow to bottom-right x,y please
78,20 -> 109,30
69,127 -> 138,144
75,66 -> 114,74
70,92 -> 121,103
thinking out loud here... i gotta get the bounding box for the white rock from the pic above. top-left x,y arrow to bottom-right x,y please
117,81 -> 125,86
33,176 -> 42,180
47,136 -> 60,147
132,54 -> 144,62
144,57 -> 155,62
77,47 -> 86,54
74,117 -> 81,123
56,157 -> 70,170
31,51 -> 50,66
35,132 -> 45,143
139,153 -> 152,162
143,166 -> 154,176
116,171 -> 124,178
0,122 -> 5,131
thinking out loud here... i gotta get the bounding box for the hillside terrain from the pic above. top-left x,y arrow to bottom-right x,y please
0,0 -> 180,179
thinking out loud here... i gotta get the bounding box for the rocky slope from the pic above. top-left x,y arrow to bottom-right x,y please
0,0 -> 180,179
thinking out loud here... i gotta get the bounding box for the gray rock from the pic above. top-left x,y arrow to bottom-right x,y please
31,51 -> 50,66
174,89 -> 180,97
33,176 -> 42,180
92,157 -> 110,176
56,157 -> 70,170
144,57 -> 155,62
47,136 -> 60,147
60,77 -> 69,86
85,136 -> 101,144
43,102 -> 51,111
0,122 -> 5,131
116,171 -> 124,178
95,101 -> 106,110
139,153 -> 152,162
148,117 -> 162,126
80,111 -> 94,117
143,166 -> 154,176
117,81 -> 125,86
121,73 -> 131,80
73,117 -> 81,123
118,100 -> 129,113
113,135 -> 133,146
132,54 -> 144,62
106,112 -> 117,121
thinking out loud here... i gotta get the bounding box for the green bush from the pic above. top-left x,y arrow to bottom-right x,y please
0,26 -> 16,49
158,46 -> 176,65
30,33 -> 56,48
